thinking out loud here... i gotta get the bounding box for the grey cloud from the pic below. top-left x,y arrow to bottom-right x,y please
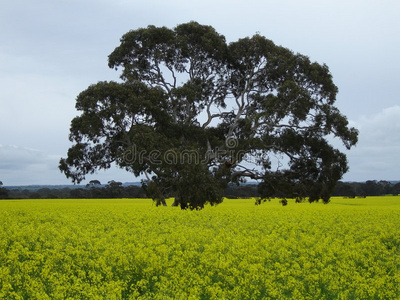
0,145 -> 137,186
0,145 -> 62,185
343,106 -> 400,181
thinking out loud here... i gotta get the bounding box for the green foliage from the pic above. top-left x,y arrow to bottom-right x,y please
60,22 -> 358,209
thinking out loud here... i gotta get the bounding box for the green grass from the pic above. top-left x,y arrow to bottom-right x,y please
0,197 -> 399,299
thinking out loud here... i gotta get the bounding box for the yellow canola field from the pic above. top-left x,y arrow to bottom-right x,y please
0,197 -> 399,299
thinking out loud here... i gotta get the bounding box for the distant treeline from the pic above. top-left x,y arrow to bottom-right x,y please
226,180 -> 400,199
1,180 -> 399,200
2,181 -> 146,200
333,180 -> 400,197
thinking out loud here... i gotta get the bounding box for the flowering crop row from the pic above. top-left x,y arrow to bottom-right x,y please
0,197 -> 399,299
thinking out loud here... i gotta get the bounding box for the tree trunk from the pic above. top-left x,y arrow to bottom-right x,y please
155,197 -> 168,207
171,196 -> 189,209
180,201 -> 188,210
171,197 -> 179,207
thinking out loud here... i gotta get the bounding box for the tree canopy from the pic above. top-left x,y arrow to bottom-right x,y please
59,22 -> 358,209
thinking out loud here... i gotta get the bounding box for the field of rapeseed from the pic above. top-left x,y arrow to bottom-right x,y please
0,197 -> 399,299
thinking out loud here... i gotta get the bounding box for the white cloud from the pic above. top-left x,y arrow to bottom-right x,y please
343,106 -> 400,181
357,106 -> 400,144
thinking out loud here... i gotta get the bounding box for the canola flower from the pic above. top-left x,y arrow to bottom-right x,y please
0,197 -> 399,299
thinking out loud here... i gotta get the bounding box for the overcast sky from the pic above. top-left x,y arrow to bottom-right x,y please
1,0 -> 399,186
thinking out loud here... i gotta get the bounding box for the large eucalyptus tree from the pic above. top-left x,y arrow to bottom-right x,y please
60,22 -> 358,208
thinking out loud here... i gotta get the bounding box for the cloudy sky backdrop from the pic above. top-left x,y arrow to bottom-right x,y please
1,0 -> 399,185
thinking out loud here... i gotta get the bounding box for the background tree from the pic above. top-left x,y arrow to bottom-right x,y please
392,182 -> 400,196
378,180 -> 393,195
86,180 -> 101,188
0,181 -> 8,199
362,180 -> 383,196
333,181 -> 357,198
105,180 -> 124,198
60,22 -> 358,208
